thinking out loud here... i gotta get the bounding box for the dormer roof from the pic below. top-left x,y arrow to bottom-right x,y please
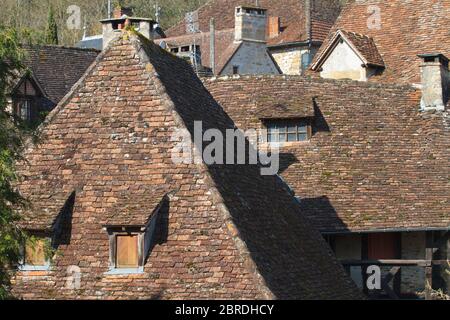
311,29 -> 385,71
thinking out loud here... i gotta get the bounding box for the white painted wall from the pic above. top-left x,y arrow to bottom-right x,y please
220,41 -> 280,76
320,40 -> 366,81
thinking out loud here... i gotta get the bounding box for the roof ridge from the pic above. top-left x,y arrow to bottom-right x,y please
21,43 -> 100,53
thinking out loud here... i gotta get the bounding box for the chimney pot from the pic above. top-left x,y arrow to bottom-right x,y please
268,16 -> 280,39
418,53 -> 449,111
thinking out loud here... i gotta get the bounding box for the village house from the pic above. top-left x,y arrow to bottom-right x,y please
9,0 -> 449,300
6,45 -> 98,126
10,30 -> 361,300
159,0 -> 342,75
204,0 -> 450,299
309,0 -> 450,86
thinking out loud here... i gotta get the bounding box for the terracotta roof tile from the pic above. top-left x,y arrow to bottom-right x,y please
311,0 -> 450,84
205,75 -> 450,233
13,31 -> 361,300
22,45 -> 99,104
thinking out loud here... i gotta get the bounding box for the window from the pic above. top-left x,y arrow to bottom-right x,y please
25,238 -> 46,266
19,237 -> 51,271
116,235 -> 139,268
233,66 -> 239,75
265,119 -> 310,143
18,100 -> 32,121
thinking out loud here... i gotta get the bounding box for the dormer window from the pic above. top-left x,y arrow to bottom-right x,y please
116,234 -> 139,268
264,119 -> 311,143
104,228 -> 145,274
19,236 -> 52,271
104,209 -> 159,274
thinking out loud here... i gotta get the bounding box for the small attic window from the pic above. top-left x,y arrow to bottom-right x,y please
104,211 -> 159,275
264,119 -> 311,143
19,236 -> 52,271
233,66 -> 239,75
116,234 -> 139,268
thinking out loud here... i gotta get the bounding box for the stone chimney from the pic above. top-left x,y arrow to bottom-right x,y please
100,6 -> 155,50
234,6 -> 268,43
418,54 -> 449,111
268,16 -> 280,39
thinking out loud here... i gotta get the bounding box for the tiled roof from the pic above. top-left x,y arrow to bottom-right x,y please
156,29 -> 235,73
311,0 -> 450,84
204,75 -> 450,233
13,31 -> 360,300
256,95 -> 316,119
22,45 -> 99,104
216,41 -> 242,74
166,0 -> 340,46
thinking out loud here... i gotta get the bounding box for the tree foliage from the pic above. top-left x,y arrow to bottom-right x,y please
0,26 -> 27,300
0,0 -> 209,46
46,6 -> 59,45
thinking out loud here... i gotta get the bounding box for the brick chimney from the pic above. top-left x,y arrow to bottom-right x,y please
268,16 -> 280,39
235,6 -> 268,43
418,54 -> 449,111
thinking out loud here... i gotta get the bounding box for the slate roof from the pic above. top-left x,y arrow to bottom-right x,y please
22,45 -> 99,104
204,75 -> 450,234
14,31 -> 360,300
310,0 -> 450,84
312,29 -> 385,70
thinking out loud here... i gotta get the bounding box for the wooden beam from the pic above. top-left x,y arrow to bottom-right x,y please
381,266 -> 401,300
425,232 -> 434,300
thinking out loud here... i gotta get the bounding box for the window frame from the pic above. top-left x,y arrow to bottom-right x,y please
263,118 -> 312,144
18,234 -> 52,271
105,229 -> 144,274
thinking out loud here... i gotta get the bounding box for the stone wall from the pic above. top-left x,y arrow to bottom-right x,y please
401,232 -> 426,294
270,47 -> 305,75
220,42 -> 280,75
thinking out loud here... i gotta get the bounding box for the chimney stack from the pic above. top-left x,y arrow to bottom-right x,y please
418,54 -> 449,111
100,6 -> 155,50
234,6 -> 268,43
268,16 -> 280,39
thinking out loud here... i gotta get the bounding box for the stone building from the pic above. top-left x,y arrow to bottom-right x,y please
205,0 -> 450,299
161,0 -> 342,75
9,0 -> 449,300
310,0 -> 450,85
11,31 -> 361,300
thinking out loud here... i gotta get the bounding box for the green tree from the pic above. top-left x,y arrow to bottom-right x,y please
0,26 -> 27,300
45,6 -> 58,45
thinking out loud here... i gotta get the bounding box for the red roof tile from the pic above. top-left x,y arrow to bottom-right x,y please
311,0 -> 450,84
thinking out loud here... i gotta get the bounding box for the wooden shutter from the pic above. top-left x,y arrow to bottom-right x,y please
368,233 -> 399,260
116,235 -> 139,268
25,239 -> 46,266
